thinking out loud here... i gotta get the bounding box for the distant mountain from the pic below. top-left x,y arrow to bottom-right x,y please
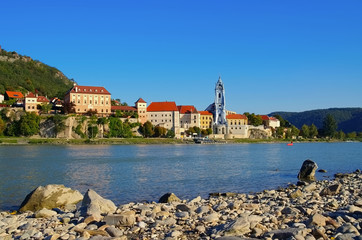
270,108 -> 362,133
0,48 -> 75,98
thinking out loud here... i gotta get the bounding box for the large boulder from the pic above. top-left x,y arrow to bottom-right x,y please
19,184 -> 83,212
77,189 -> 117,220
298,159 -> 318,182
159,193 -> 181,203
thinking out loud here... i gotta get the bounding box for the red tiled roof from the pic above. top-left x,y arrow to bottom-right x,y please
26,92 -> 36,98
68,85 -> 111,95
147,101 -> 178,112
260,115 -> 270,121
269,117 -> 279,121
199,111 -> 213,116
37,96 -> 49,103
226,114 -> 248,120
111,106 -> 137,111
6,91 -> 24,98
177,105 -> 198,114
136,98 -> 146,103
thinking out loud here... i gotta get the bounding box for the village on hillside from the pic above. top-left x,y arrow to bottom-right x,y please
0,77 -> 281,140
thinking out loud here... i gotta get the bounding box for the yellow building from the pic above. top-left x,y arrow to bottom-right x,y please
64,85 -> 111,115
199,111 -> 213,129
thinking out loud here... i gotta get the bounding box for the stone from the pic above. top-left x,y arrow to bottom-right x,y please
224,217 -> 251,236
320,184 -> 342,196
19,184 -> 83,212
158,193 -> 181,203
45,234 -> 61,240
267,228 -> 309,239
103,211 -> 135,227
318,169 -> 327,173
189,196 -> 202,204
308,213 -> 327,227
105,226 -> 123,237
34,208 -> 58,218
77,189 -> 117,219
203,212 -> 219,223
289,189 -> 303,199
196,205 -> 210,214
176,204 -> 190,212
298,159 -> 318,182
336,223 -> 360,235
175,211 -> 189,219
303,182 -> 317,192
348,205 -> 362,213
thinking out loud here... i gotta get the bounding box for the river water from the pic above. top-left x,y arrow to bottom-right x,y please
0,142 -> 361,210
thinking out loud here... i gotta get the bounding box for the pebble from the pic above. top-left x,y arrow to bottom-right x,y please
1,171 -> 361,240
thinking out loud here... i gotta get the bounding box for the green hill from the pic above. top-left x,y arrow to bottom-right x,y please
270,108 -> 362,133
0,48 -> 75,98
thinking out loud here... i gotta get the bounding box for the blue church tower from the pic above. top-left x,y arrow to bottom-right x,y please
213,77 -> 228,134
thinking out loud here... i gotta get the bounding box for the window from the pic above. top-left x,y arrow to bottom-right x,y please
101,109 -> 104,112
78,100 -> 80,103
28,106 -> 30,109
72,100 -> 75,103
106,109 -> 108,112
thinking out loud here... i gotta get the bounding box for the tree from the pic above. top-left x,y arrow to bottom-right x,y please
166,130 -> 175,138
309,124 -> 318,138
322,114 -> 337,138
40,103 -> 52,114
273,114 -> 291,128
347,131 -> 357,139
154,126 -> 167,137
0,116 -> 5,135
336,130 -> 345,140
18,112 -> 40,136
139,121 -> 154,138
247,114 -> 263,126
63,102 -> 75,114
301,124 -> 310,138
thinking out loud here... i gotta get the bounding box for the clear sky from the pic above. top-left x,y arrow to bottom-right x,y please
1,0 -> 361,114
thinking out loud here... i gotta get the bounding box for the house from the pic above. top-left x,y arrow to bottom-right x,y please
111,98 -> 148,124
64,85 -> 111,115
5,91 -> 24,100
24,92 -> 38,112
178,105 -> 200,129
199,111 -> 213,130
147,101 -> 180,136
37,95 -> 49,105
135,98 -> 147,124
0,94 -> 4,103
261,115 -> 280,128
5,91 -> 24,107
226,114 -> 249,137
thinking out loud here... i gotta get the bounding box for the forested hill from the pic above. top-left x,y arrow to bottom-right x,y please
270,108 -> 362,133
0,48 -> 75,98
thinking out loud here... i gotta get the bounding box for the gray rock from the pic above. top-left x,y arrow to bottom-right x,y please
320,184 -> 342,196
298,159 -> 318,182
105,226 -> 123,237
103,211 -> 135,227
78,189 -> 116,220
203,212 -> 219,223
196,205 -> 210,214
19,184 -> 83,212
176,204 -> 190,212
224,217 -> 251,236
267,228 -> 309,238
158,193 -> 181,203
34,208 -> 58,218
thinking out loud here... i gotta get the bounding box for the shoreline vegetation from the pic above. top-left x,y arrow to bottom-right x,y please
1,170 -> 361,239
0,137 -> 361,145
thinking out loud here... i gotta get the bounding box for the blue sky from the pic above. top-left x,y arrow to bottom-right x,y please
1,1 -> 362,114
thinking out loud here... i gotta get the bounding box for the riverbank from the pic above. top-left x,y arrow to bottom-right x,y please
0,136 -> 359,145
1,171 -> 361,239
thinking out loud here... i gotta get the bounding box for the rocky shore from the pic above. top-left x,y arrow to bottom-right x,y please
1,170 -> 361,240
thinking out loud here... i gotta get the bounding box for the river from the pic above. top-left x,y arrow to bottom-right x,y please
0,142 -> 361,210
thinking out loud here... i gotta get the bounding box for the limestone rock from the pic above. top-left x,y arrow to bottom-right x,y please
224,217 -> 251,236
78,189 -> 116,219
34,208 -> 57,218
103,211 -> 136,227
320,184 -> 342,196
289,189 -> 303,199
308,213 -> 327,227
158,193 -> 181,203
298,159 -> 318,182
19,184 -> 83,212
